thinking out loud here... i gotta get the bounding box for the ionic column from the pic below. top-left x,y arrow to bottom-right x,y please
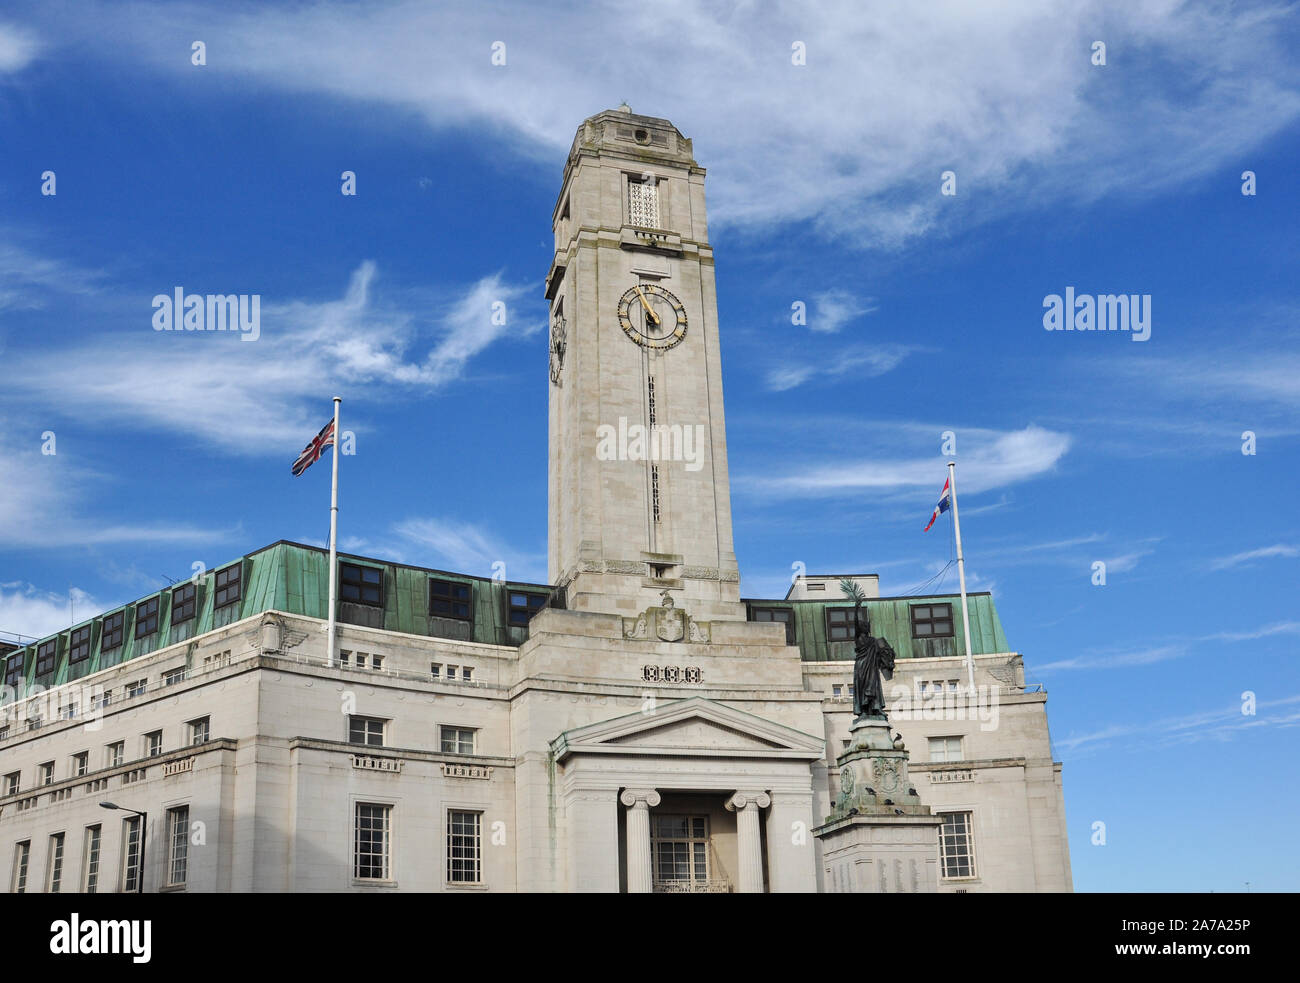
620,789 -> 661,893
726,791 -> 771,893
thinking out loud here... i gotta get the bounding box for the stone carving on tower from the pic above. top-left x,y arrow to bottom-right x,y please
622,590 -> 711,643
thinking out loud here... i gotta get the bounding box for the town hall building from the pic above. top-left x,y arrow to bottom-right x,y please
0,108 -> 1071,893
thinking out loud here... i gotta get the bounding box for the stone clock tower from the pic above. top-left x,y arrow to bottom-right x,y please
545,107 -> 743,621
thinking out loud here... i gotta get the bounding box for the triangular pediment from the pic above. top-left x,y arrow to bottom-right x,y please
551,697 -> 824,761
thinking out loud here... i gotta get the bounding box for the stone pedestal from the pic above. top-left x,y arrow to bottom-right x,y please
812,716 -> 942,893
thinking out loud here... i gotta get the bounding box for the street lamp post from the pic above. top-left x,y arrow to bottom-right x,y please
100,801 -> 147,893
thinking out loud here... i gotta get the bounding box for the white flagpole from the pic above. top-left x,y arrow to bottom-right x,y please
947,461 -> 976,693
325,397 -> 341,668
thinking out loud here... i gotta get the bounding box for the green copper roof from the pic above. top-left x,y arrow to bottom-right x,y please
0,541 -> 555,700
1,542 -> 1013,701
739,593 -> 1009,662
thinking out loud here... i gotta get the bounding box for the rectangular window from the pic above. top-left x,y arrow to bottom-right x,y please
0,725 -> 8,741
447,810 -> 482,884
101,611 -> 126,652
911,603 -> 954,638
3,773 -> 18,796
826,607 -> 855,642
135,597 -> 160,639
145,731 -> 162,757
126,678 -> 146,698
507,591 -> 547,627
163,667 -> 186,686
340,562 -> 384,606
60,702 -> 77,720
440,726 -> 477,755
651,815 -> 710,890
213,564 -> 242,609
72,752 -> 88,777
171,582 -> 197,623
68,625 -> 92,666
429,579 -> 472,621
750,606 -> 795,644
348,716 -> 385,747
832,684 -> 843,698
46,833 -> 64,892
34,640 -> 57,676
39,762 -> 54,786
628,175 -> 660,228
106,742 -> 124,768
939,811 -> 976,879
82,826 -> 101,893
929,736 -> 963,763
12,841 -> 30,893
354,803 -> 391,881
354,653 -> 367,670
371,655 -> 383,671
446,664 -> 458,681
189,717 -> 210,746
339,650 -> 351,668
166,806 -> 189,887
122,816 -> 142,892
94,688 -> 110,709
461,666 -> 473,682
3,655 -> 24,689
430,663 -> 441,680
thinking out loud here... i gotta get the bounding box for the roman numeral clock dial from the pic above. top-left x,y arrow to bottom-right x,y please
617,283 -> 687,350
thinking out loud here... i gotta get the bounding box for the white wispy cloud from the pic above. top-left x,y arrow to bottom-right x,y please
2,263 -> 538,454
392,517 -> 546,583
0,239 -> 106,312
1057,694 -> 1300,755
0,436 -> 233,549
746,424 -> 1070,499
0,22 -> 38,74
23,0 -> 1300,249
1209,543 -> 1299,570
808,290 -> 878,333
0,583 -> 98,642
764,344 -> 913,392
1037,644 -> 1186,673
1202,621 -> 1300,643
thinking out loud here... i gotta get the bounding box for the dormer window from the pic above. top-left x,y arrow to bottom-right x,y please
101,611 -> 125,652
214,564 -> 242,609
34,641 -> 57,677
341,562 -> 383,607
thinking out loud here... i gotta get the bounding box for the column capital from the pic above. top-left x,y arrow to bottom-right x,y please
620,788 -> 661,809
726,790 -> 771,812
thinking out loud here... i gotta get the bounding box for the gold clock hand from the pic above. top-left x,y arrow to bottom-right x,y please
634,285 -> 662,325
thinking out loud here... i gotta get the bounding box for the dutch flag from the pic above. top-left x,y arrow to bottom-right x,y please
923,477 -> 951,532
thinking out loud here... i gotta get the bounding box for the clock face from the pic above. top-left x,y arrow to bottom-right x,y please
616,282 -> 687,351
549,310 -> 567,384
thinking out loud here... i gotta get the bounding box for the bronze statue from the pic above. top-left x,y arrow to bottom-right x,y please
843,581 -> 896,720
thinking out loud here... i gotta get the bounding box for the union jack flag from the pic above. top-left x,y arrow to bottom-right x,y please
292,419 -> 336,476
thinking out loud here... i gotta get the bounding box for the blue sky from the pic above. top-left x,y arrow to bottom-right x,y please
1,1 -> 1297,891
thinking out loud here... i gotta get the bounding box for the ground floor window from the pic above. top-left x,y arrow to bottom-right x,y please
651,815 -> 710,890
938,810 -> 977,879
